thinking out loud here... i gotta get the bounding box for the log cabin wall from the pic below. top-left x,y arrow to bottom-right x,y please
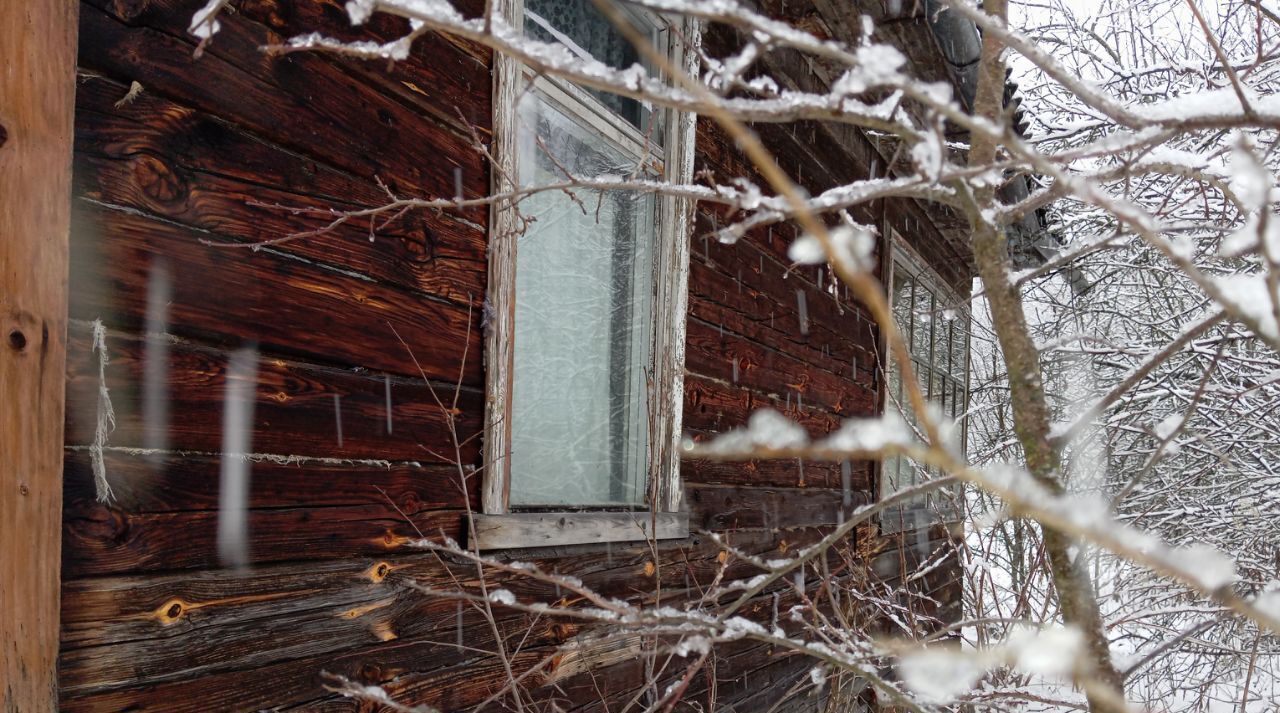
58,0 -> 964,710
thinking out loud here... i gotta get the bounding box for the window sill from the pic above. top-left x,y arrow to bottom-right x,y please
878,504 -> 961,535
470,511 -> 689,551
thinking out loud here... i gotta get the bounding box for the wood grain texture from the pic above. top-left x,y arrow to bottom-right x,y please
481,0 -> 522,515
69,202 -> 483,383
0,1 -> 78,710
649,16 -> 701,514
471,511 -> 689,550
77,1 -> 489,223
72,76 -> 486,306
57,528 -> 844,708
62,326 -> 483,463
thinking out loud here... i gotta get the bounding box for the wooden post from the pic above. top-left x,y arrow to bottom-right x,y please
1,0 -> 78,709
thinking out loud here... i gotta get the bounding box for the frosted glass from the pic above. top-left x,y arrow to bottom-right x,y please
508,91 -> 656,507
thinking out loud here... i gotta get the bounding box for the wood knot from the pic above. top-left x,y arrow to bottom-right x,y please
398,492 -> 420,512
132,153 -> 188,205
366,561 -> 392,583
377,530 -> 411,549
69,503 -> 130,545
155,598 -> 186,625
398,219 -> 437,264
642,561 -> 655,577
108,0 -> 152,21
8,329 -> 27,352
549,622 -> 573,641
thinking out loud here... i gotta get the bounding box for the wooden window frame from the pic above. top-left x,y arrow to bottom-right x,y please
476,0 -> 698,550
879,230 -> 971,534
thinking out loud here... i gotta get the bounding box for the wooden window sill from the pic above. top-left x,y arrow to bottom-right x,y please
470,511 -> 689,551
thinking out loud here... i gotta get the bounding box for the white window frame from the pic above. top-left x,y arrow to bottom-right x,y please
476,0 -> 698,550
880,231 -> 970,534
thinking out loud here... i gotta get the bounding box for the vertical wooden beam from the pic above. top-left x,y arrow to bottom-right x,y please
650,16 -> 700,514
0,0 -> 78,709
481,0 -> 522,515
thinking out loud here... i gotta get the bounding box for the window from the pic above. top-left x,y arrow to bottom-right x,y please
881,234 -> 970,533
475,0 -> 696,549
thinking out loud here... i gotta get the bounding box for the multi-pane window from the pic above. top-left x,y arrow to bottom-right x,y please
478,0 -> 694,546
882,239 -> 970,532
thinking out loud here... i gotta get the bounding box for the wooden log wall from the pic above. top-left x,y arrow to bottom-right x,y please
58,1 -> 965,710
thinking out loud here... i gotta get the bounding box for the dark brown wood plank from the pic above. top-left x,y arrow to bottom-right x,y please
58,528 -> 840,702
682,452 -> 875,495
63,326 -> 482,463
69,202 -> 483,382
233,0 -> 493,133
62,450 -> 475,517
683,374 -> 841,435
685,319 -> 876,418
73,75 -> 486,306
76,2 -> 488,223
62,501 -> 466,577
687,483 -> 867,532
688,249 -> 877,386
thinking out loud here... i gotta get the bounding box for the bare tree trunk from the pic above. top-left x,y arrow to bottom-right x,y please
964,2 -> 1126,710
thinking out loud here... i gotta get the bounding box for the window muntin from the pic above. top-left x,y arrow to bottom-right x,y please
508,89 -> 657,507
882,239 -> 970,531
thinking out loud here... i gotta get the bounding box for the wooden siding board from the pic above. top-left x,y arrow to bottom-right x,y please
62,504 -> 467,577
58,530 -> 841,703
58,528 -> 835,654
681,450 -> 874,491
63,327 -> 482,463
687,483 -> 870,531
77,2 -> 489,223
233,0 -> 494,134
69,203 -> 483,382
688,232 -> 880,374
72,97 -> 487,306
62,451 -> 475,517
683,374 -> 841,434
685,319 -> 875,418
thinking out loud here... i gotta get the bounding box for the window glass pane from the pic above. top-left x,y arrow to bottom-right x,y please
951,313 -> 968,379
524,0 -> 651,129
509,92 -> 656,507
892,268 -> 913,342
888,355 -> 903,414
884,252 -> 971,527
912,284 -> 934,365
939,317 -> 953,376
903,458 -> 920,487
884,456 -> 901,494
915,363 -> 931,408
